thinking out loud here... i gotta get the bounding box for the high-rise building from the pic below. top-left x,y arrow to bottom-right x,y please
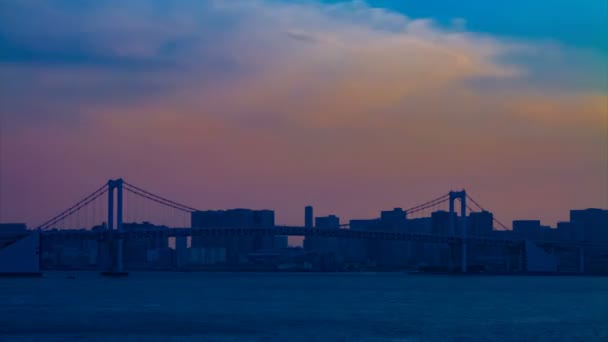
305,206 -> 313,228
570,209 -> 608,242
556,221 -> 574,240
431,211 -> 452,235
380,208 -> 406,230
191,209 -> 274,229
468,211 -> 494,237
305,215 -> 341,256
343,219 -> 380,264
190,209 -> 276,264
350,219 -> 380,231
315,215 -> 340,229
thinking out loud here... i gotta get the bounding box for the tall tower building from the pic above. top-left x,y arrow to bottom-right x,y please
305,206 -> 314,228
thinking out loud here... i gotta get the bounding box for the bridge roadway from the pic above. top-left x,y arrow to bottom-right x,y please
40,226 -> 608,249
35,226 -> 580,247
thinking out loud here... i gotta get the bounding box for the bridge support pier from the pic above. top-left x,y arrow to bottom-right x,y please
176,236 -> 187,269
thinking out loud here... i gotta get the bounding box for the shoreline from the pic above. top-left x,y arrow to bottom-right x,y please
15,269 -> 608,277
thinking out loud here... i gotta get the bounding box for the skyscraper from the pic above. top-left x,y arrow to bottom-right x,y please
305,206 -> 313,228
570,209 -> 608,241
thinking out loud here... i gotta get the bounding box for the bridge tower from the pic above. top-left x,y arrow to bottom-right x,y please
449,190 -> 467,273
105,178 -> 126,275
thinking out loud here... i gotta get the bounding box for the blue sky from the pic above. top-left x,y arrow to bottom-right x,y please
321,0 -> 608,54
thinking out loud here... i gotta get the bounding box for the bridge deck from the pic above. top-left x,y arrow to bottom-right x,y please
36,226 -> 536,247
37,226 -> 608,248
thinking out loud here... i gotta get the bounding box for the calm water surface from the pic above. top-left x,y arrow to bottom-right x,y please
1,272 -> 607,341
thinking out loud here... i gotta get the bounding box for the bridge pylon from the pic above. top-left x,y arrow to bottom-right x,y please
102,179 -> 127,276
449,190 -> 467,273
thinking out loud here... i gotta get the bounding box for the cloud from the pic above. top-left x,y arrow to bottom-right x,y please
285,30 -> 321,44
0,0 -> 606,227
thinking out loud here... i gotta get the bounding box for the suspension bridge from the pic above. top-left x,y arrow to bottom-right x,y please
33,179 -> 605,275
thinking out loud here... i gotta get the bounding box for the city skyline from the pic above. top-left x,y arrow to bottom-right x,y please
17,180 -> 608,274
8,176 -> 606,235
4,177 -> 607,232
1,1 -> 607,229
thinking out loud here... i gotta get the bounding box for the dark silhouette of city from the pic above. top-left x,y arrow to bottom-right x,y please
2,178 -> 607,276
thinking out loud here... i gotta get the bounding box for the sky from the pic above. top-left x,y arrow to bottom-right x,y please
0,0 -> 607,231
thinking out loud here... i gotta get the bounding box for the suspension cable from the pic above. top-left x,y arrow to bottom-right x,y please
123,181 -> 198,212
466,193 -> 510,230
42,189 -> 108,230
39,188 -> 109,230
123,186 -> 194,213
406,195 -> 450,214
405,193 -> 449,212
36,183 -> 108,230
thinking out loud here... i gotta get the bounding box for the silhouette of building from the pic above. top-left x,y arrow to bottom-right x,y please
377,208 -> 409,269
468,211 -> 493,237
274,235 -> 288,249
304,215 -> 341,265
427,212 -> 454,268
344,209 -> 414,269
464,211 -> 509,270
315,215 -> 340,229
122,222 -> 171,269
192,209 -> 274,229
539,225 -> 557,241
381,208 -> 407,228
406,217 -> 433,266
570,208 -> 608,241
569,209 -> 608,273
431,211 -> 452,235
190,209 -> 276,264
524,240 -> 558,272
0,223 -> 27,234
556,221 -> 574,240
305,206 -> 313,229
513,220 -> 542,240
344,219 -> 379,265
